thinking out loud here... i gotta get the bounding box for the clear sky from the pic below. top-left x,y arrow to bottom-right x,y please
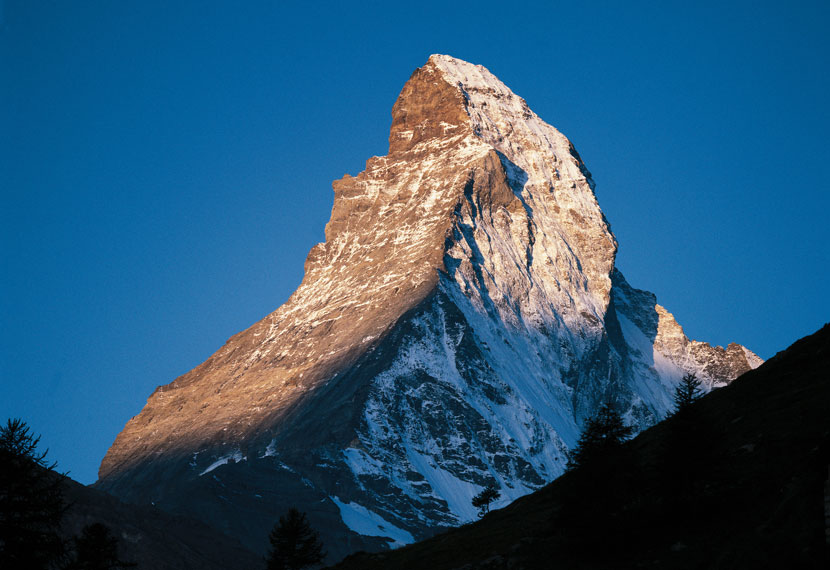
1,0 -> 828,484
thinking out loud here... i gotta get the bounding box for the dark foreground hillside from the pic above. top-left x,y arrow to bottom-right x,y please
59,474 -> 261,569
333,324 -> 830,569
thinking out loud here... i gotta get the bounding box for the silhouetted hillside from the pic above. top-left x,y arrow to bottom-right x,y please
333,324 -> 830,569
59,474 -> 261,569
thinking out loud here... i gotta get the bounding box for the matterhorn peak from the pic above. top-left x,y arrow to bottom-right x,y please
97,56 -> 761,562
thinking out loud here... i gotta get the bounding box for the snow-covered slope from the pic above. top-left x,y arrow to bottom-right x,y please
97,55 -> 761,561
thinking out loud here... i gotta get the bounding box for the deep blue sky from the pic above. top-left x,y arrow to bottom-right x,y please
2,1 -> 828,484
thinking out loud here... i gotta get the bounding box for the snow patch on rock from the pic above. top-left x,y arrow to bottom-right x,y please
330,497 -> 414,548
199,451 -> 245,476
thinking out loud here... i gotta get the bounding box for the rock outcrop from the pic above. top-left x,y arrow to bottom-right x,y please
97,55 -> 761,562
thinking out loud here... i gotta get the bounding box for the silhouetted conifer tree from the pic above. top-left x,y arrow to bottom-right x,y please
558,405 -> 639,565
66,523 -> 136,570
660,373 -> 713,523
266,507 -> 325,570
0,418 -> 67,569
471,485 -> 500,517
566,403 -> 633,471
673,372 -> 703,415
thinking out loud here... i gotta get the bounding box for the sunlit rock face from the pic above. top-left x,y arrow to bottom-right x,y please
97,55 -> 761,560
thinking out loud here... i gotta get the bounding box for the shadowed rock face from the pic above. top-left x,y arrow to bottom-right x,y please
97,55 -> 762,562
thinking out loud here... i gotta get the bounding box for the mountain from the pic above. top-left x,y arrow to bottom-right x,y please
332,323 -> 830,570
96,55 -> 761,562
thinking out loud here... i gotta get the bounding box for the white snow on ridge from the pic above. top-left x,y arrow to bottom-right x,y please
348,272 -> 578,528
199,451 -> 245,476
330,496 -> 414,548
405,449 -> 482,523
429,54 -> 594,195
742,346 -> 764,369
342,447 -> 384,476
616,312 -> 680,415
263,439 -> 277,457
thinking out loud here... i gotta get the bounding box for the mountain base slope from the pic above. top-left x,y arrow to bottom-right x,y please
333,323 -> 830,569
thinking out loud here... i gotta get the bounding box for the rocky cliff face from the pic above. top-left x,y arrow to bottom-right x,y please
97,55 -> 761,561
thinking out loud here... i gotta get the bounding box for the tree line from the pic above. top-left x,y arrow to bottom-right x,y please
0,418 -> 135,570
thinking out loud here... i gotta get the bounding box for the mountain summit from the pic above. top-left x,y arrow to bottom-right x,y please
97,55 -> 761,560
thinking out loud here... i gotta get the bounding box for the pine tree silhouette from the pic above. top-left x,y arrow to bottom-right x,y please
566,403 -> 633,471
266,507 -> 325,570
471,485 -> 500,518
662,372 -> 711,516
66,523 -> 136,570
558,405 -> 639,564
0,418 -> 67,569
673,372 -> 703,414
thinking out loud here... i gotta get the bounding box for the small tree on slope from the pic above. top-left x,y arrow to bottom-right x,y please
471,485 -> 501,518
673,372 -> 703,415
566,403 -> 634,472
266,507 -> 325,570
66,523 -> 136,570
559,405 -> 638,562
661,372 -> 710,510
